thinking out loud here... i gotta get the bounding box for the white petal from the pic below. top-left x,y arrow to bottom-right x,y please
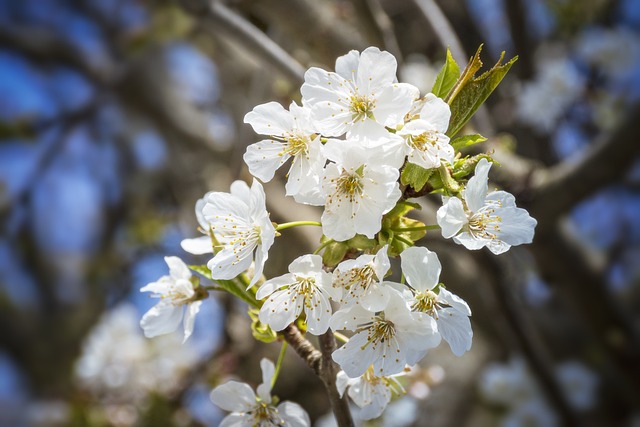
182,300 -> 202,343
438,288 -> 471,316
165,256 -> 191,281
437,197 -> 468,238
400,246 -> 441,292
218,413 -> 251,427
210,381 -> 257,412
277,401 -> 311,427
229,180 -> 252,205
437,307 -> 473,356
335,49 -> 361,81
419,93 -> 451,132
259,288 -> 301,331
453,231 -> 489,250
332,332 -> 378,378
356,47 -> 398,92
256,358 -> 275,402
374,83 -> 420,127
495,207 -> 537,247
140,303 -> 183,338
243,101 -> 293,136
305,291 -> 333,335
465,158 -> 491,212
208,245 -> 254,280
255,274 -> 296,300
243,139 -> 289,182
181,236 -> 213,255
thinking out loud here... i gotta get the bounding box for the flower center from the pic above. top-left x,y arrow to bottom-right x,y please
339,264 -> 377,303
293,276 -> 319,310
407,131 -> 439,151
350,94 -> 375,122
412,290 -> 438,316
362,316 -> 396,349
468,207 -> 502,241
334,167 -> 365,204
251,402 -> 286,426
284,133 -> 309,157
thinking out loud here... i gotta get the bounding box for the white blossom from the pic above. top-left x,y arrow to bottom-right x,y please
210,358 -> 310,427
180,195 -> 215,255
333,245 -> 392,312
139,256 -> 203,342
243,101 -> 325,205
397,246 -> 472,356
397,93 -> 454,169
301,46 -> 419,139
437,158 -> 537,254
336,367 -> 405,420
256,254 -> 339,335
321,141 -> 401,241
330,288 -> 440,377
199,179 -> 276,288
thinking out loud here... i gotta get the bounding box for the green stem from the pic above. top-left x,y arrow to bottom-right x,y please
313,239 -> 335,255
272,341 -> 288,388
395,235 -> 414,247
275,221 -> 322,231
333,332 -> 350,344
390,224 -> 440,232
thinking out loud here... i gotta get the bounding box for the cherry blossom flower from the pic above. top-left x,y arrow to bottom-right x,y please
330,288 -> 440,377
321,141 -> 401,241
243,101 -> 325,205
333,245 -> 392,312
180,194 -> 215,255
140,256 -> 203,342
201,179 -> 276,288
256,254 -> 339,335
397,93 -> 454,169
210,358 -> 310,427
301,47 -> 419,139
397,246 -> 472,356
336,367 -> 406,420
437,159 -> 537,254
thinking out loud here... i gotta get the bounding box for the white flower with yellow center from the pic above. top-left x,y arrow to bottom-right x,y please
140,256 -> 203,342
210,358 -> 310,427
336,366 -> 406,420
321,141 -> 401,241
330,289 -> 440,377
437,159 -> 537,254
243,101 -> 325,205
333,245 -> 391,312
396,246 -> 472,356
396,93 -> 454,169
301,47 -> 420,139
256,254 -> 339,335
201,179 -> 276,288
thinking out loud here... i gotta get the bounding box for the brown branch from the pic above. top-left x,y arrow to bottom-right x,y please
181,0 -> 306,85
281,326 -> 355,427
479,251 -> 583,427
530,102 -> 640,226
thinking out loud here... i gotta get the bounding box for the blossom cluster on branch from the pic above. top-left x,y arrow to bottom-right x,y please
139,46 -> 536,426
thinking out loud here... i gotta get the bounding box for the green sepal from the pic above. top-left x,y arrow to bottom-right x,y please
321,239 -> 349,267
450,134 -> 487,151
431,49 -> 460,98
379,202 -> 427,256
249,308 -> 278,343
446,46 -> 518,137
401,162 -> 434,193
438,163 -> 463,194
188,264 -> 213,280
452,154 -> 497,180
346,234 -> 378,252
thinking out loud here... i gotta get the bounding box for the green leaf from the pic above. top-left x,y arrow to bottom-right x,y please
189,264 -> 259,307
452,154 -> 497,179
431,49 -> 460,98
401,163 -> 434,192
446,46 -> 518,137
450,134 -> 487,151
438,163 -> 463,194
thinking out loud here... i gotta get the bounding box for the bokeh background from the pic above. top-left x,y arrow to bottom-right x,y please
1,0 -> 639,426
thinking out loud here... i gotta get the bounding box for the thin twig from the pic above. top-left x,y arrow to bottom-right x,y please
182,0 -> 305,85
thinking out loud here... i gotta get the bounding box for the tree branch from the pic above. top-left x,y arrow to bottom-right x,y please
181,0 -> 305,85
530,102 -> 640,226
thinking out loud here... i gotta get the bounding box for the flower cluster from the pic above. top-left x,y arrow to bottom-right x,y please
140,46 -> 536,424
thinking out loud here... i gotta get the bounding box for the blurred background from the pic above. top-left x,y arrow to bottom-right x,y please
0,0 -> 639,426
